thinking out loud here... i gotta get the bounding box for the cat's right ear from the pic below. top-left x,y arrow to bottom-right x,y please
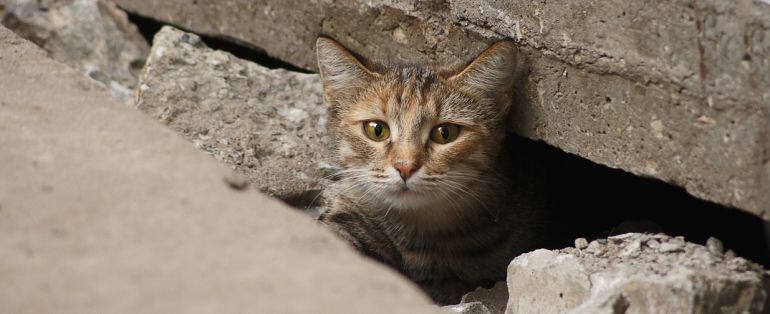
316,37 -> 376,104
447,40 -> 517,113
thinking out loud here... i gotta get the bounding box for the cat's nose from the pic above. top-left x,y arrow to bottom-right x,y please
393,162 -> 421,181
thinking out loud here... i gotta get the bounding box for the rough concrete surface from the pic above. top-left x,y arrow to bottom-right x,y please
507,233 -> 770,313
2,0 -> 149,102
442,281 -> 508,314
0,24 -> 437,313
111,0 -> 770,218
135,26 -> 333,213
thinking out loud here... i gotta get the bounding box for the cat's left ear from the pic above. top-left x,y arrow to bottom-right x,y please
316,36 -> 377,105
447,40 -> 518,112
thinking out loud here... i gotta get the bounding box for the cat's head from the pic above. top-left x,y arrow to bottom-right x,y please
316,37 -> 517,212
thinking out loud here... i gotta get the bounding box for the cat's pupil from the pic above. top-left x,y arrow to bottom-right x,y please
440,126 -> 449,140
374,124 -> 382,137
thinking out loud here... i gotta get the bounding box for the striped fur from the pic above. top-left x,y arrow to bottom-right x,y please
316,37 -> 546,304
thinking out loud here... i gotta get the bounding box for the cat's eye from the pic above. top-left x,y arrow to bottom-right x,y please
363,120 -> 390,142
430,124 -> 461,144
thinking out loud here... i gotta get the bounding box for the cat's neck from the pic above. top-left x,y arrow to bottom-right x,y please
348,178 -> 508,235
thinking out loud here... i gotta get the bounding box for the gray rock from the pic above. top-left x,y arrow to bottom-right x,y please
585,240 -> 605,255
113,0 -> 770,219
706,236 -> 725,256
507,249 -> 592,313
455,282 -> 508,314
135,26 -> 333,212
1,0 -> 148,102
658,236 -> 685,253
646,239 -> 661,250
574,238 -> 589,250
441,302 -> 491,314
506,233 -> 769,313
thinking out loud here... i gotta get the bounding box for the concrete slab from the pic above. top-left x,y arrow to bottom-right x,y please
0,25 -> 435,313
111,0 -> 770,218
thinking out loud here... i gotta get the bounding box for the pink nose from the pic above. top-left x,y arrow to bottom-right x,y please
393,162 -> 420,181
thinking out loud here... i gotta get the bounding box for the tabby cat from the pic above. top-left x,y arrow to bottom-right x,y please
316,37 -> 546,304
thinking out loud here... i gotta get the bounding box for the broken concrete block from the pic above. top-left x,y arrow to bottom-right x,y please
507,249 -> 592,313
506,233 -> 769,313
0,24 -> 436,313
112,0 -> 770,219
135,26 -> 333,212
441,302 -> 492,314
2,0 -> 149,102
442,281 -> 508,314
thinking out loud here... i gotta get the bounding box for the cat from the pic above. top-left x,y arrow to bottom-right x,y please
315,36 -> 547,304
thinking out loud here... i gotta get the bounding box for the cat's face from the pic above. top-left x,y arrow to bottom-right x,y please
317,38 -> 518,212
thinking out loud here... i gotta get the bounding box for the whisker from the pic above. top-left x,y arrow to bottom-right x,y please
434,177 -> 499,220
305,174 -> 372,210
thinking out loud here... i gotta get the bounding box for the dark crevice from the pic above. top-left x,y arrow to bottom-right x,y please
127,12 -> 310,73
508,135 -> 770,268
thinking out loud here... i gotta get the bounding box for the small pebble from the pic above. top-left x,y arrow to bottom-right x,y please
608,233 -> 635,241
575,238 -> 589,250
585,240 -> 604,255
440,301 -> 490,314
646,239 -> 661,249
706,237 -> 724,255
726,257 -> 750,272
659,241 -> 684,253
621,239 -> 642,257
224,172 -> 249,190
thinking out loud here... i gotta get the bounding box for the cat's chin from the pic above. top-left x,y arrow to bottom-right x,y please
381,188 -> 442,210
377,189 -> 477,229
